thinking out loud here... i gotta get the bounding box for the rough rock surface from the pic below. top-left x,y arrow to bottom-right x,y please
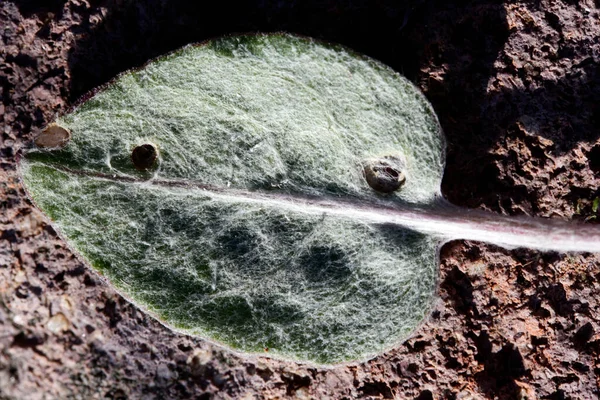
1,1 -> 600,398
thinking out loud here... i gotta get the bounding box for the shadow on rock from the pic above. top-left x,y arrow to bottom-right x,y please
470,331 -> 531,399
67,0 -> 427,100
12,0 -> 65,18
65,0 -> 510,109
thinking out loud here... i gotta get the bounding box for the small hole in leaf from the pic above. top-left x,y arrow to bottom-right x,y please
131,143 -> 158,170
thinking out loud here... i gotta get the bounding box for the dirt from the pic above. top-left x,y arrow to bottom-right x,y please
1,0 -> 600,398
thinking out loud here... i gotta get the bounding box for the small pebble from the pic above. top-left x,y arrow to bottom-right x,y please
47,312 -> 69,333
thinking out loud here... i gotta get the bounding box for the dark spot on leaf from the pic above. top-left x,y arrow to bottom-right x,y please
298,245 -> 353,283
216,227 -> 258,260
131,143 -> 158,170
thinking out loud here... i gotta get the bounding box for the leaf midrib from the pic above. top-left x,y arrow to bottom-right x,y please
28,161 -> 600,254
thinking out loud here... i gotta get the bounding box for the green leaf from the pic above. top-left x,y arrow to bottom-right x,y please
21,34 -> 445,364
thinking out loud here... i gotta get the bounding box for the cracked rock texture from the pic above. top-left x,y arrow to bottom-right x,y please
1,0 -> 600,398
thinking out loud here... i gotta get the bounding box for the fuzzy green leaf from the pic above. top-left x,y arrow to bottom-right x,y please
21,34 -> 445,364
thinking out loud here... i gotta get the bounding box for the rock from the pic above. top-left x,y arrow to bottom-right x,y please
3,0 -> 600,398
46,312 -> 69,334
187,348 -> 212,377
155,363 -> 175,386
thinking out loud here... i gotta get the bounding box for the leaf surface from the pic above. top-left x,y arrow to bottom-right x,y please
21,34 -> 445,364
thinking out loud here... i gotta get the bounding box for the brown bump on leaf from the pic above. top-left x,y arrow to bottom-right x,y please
131,143 -> 159,170
34,123 -> 71,149
364,156 -> 406,193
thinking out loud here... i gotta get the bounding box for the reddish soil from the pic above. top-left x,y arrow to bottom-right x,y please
1,1 -> 600,398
